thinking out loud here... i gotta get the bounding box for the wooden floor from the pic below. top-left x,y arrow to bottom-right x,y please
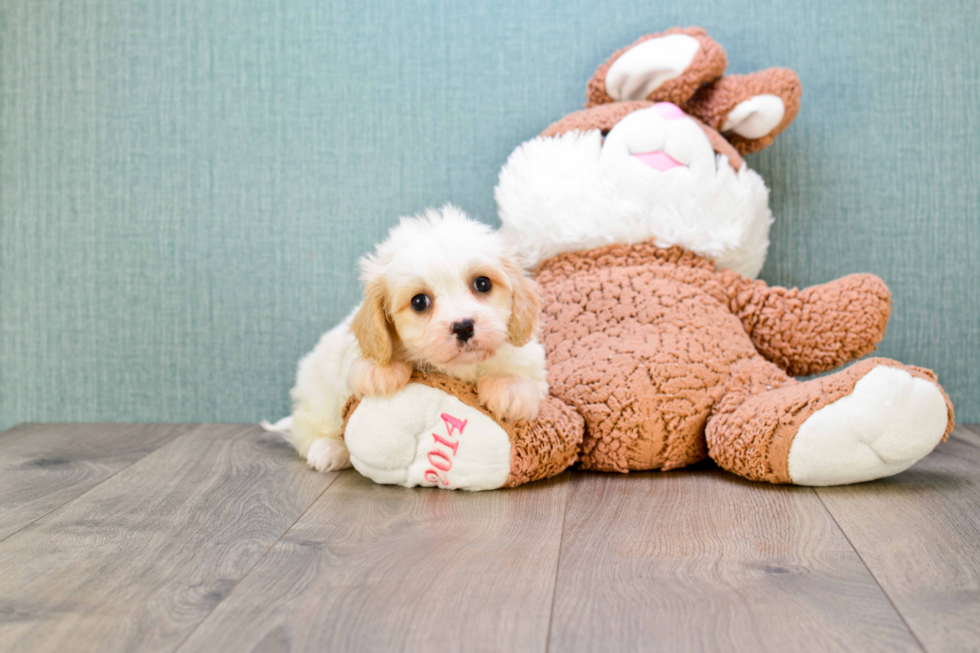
0,424 -> 978,653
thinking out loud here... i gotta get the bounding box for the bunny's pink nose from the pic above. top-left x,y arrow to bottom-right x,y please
652,102 -> 685,120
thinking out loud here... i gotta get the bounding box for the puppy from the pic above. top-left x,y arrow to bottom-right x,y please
268,205 -> 547,473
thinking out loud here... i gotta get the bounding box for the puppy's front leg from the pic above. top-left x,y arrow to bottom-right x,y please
478,375 -> 541,422
347,357 -> 412,397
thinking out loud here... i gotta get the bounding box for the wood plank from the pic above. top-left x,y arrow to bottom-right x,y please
549,464 -> 922,653
0,424 -> 189,541
0,424 -> 337,653
177,470 -> 570,653
816,425 -> 980,653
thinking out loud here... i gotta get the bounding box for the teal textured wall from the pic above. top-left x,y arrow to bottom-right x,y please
2,0 -> 978,429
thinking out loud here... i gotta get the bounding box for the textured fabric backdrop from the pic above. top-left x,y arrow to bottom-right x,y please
2,0 -> 978,429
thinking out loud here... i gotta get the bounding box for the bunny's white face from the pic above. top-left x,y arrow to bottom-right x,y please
496,113 -> 773,279
598,102 -> 721,206
602,103 -> 716,174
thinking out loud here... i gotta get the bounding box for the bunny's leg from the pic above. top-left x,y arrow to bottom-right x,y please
706,357 -> 953,485
341,374 -> 582,491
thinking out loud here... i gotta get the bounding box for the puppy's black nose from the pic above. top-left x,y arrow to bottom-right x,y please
451,319 -> 475,343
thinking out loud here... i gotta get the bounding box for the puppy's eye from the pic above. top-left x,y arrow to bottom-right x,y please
410,294 -> 431,312
473,276 -> 492,294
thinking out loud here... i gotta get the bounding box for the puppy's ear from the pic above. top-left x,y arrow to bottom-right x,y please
505,260 -> 541,347
350,278 -> 395,366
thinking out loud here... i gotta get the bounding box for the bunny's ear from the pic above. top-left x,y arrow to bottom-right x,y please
586,27 -> 727,109
685,68 -> 802,155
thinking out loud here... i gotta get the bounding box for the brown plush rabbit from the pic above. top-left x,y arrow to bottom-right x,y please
341,27 -> 953,490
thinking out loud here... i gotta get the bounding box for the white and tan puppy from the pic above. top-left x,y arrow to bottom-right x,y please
266,205 -> 547,473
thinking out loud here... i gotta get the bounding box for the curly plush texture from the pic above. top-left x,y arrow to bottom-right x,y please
724,272 -> 892,376
586,27 -> 728,108
534,242 -> 897,473
342,372 -> 583,487
685,68 -> 802,154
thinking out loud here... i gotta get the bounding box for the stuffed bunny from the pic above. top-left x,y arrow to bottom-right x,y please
341,27 -> 953,490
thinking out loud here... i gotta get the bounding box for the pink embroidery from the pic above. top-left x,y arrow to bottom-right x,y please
428,450 -> 452,471
440,413 -> 467,438
430,431 -> 459,455
424,469 -> 442,484
423,412 -> 468,486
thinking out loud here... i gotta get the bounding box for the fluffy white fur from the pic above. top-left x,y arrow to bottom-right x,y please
495,105 -> 774,278
266,206 -> 548,472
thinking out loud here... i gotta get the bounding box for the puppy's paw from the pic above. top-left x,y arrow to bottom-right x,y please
306,437 -> 352,472
347,357 -> 412,397
477,375 -> 541,422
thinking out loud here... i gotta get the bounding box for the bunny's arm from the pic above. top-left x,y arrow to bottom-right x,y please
717,271 -> 892,376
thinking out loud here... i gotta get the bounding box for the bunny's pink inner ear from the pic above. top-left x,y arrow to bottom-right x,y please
586,27 -> 727,109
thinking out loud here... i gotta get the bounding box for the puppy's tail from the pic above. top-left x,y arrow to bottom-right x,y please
260,416 -> 293,435
262,416 -> 316,458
